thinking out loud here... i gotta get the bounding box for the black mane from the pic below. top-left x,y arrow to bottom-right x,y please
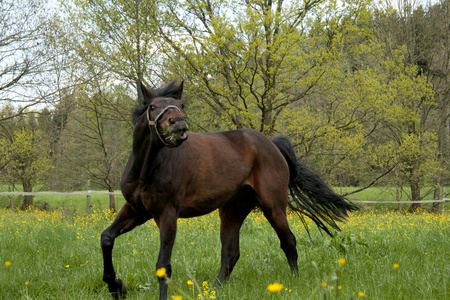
132,80 -> 182,124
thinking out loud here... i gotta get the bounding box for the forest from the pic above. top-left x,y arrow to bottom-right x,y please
0,0 -> 448,212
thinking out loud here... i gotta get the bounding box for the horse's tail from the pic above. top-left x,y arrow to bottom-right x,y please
271,135 -> 358,237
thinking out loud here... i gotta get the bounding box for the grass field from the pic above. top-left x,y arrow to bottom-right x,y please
0,207 -> 448,299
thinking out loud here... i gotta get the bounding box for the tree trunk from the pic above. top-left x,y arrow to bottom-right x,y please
431,187 -> 441,213
407,171 -> 421,212
396,186 -> 402,212
8,184 -> 14,210
20,178 -> 34,210
432,90 -> 449,212
109,187 -> 115,212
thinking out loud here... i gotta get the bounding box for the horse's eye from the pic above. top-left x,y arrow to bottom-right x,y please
149,105 -> 156,111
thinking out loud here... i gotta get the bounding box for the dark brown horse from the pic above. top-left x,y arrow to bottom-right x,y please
101,80 -> 358,299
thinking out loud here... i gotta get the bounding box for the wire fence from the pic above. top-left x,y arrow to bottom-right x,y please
0,191 -> 448,213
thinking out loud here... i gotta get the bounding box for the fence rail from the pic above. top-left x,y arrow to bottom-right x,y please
1,191 -> 449,202
350,199 -> 449,204
1,191 -> 448,212
0,191 -> 122,196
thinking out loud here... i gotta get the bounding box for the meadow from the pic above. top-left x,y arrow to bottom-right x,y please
0,205 -> 448,299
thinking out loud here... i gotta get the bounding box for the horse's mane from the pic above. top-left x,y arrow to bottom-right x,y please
132,80 -> 182,124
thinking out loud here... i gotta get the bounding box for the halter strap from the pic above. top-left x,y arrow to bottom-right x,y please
146,105 -> 183,146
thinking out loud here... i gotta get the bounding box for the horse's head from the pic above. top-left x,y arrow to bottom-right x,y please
140,80 -> 188,148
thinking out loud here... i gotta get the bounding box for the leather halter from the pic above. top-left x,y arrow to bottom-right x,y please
146,105 -> 183,146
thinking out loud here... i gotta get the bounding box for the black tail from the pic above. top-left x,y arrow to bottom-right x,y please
272,135 -> 358,237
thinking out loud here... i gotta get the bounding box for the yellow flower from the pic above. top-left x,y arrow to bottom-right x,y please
393,263 -> 399,269
267,282 -> 283,293
25,282 -> 29,285
156,267 -> 167,277
338,258 -> 346,266
187,280 -> 194,285
358,291 -> 365,297
210,290 -> 216,299
338,285 -> 342,290
321,282 -> 327,288
5,261 -> 11,267
65,265 -> 69,268
172,296 -> 182,300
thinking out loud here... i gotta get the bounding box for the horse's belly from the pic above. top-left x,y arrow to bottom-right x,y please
178,188 -> 238,218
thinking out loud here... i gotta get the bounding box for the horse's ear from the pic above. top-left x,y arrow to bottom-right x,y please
173,80 -> 184,99
139,81 -> 154,104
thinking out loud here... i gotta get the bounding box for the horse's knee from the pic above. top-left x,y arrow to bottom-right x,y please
101,231 -> 114,249
156,263 -> 172,278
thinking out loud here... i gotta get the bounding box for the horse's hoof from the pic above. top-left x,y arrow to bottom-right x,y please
109,279 -> 127,299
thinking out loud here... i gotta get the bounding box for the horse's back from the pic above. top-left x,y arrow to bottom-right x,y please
183,128 -> 284,171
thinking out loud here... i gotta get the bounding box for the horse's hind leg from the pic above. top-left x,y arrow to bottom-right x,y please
262,206 -> 298,274
101,203 -> 148,298
215,187 -> 257,286
257,187 -> 299,275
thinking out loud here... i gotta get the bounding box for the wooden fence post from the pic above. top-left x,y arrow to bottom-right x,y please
443,187 -> 446,214
8,184 -> 13,210
86,180 -> 91,215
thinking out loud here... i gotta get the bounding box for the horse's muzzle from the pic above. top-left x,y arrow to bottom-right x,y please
166,119 -> 188,147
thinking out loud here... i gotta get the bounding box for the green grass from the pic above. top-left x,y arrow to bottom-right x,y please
0,193 -> 126,212
337,186 -> 442,211
0,208 -> 448,299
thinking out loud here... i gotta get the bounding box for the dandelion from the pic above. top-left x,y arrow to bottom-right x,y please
202,281 -> 209,296
338,258 -> 346,266
5,261 -> 11,267
358,291 -> 365,297
187,280 -> 194,285
267,282 -> 283,293
172,296 -> 182,300
393,263 -> 399,269
321,282 -> 327,288
156,267 -> 167,278
65,265 -> 69,268
25,282 -> 29,285
338,285 -> 342,290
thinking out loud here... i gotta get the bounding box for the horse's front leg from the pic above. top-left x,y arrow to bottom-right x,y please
101,203 -> 148,299
155,208 -> 178,300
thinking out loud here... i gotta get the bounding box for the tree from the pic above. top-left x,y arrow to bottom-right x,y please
47,0 -> 159,209
64,0 -> 160,100
276,1 -> 438,209
0,126 -> 53,209
0,0 -> 61,118
53,78 -> 133,211
417,0 -> 450,212
158,0 -> 334,135
375,0 -> 449,211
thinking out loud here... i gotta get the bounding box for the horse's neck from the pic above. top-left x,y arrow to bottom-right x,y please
130,126 -> 164,180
